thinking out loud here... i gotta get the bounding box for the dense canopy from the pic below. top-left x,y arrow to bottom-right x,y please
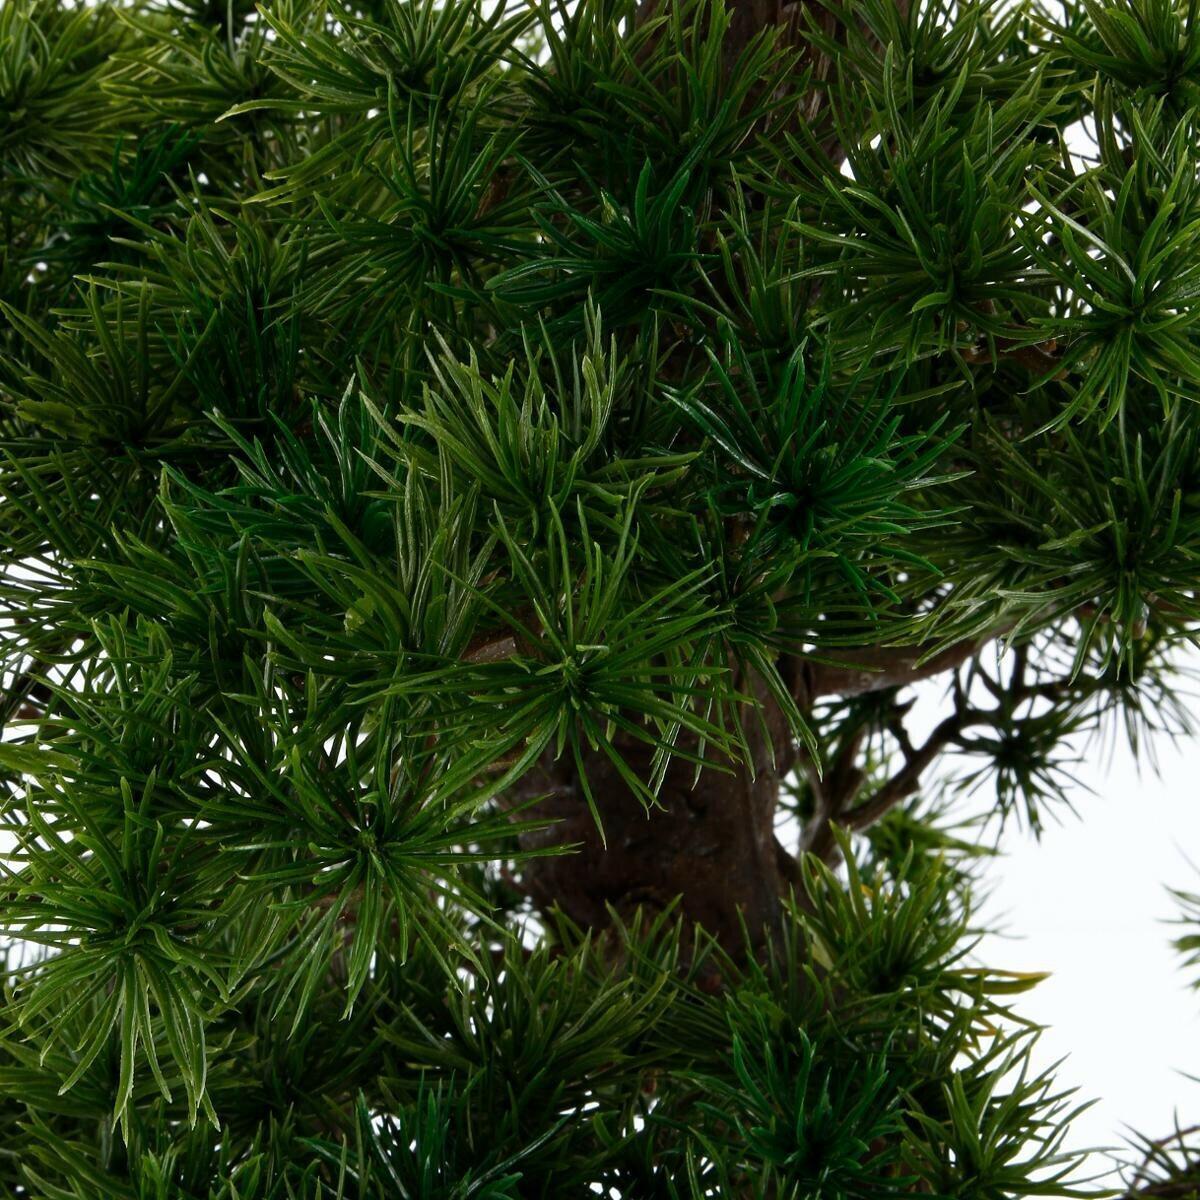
2,0 -> 1200,1193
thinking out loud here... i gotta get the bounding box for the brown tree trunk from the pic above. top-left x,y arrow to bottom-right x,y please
509,670 -> 801,956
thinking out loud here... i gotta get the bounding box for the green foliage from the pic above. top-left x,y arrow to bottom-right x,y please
1023,99 -> 1200,425
1050,0 -> 1200,111
1119,1122 -> 1200,1199
2,0 -> 1199,1189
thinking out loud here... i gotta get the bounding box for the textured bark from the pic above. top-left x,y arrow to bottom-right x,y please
510,670 -> 798,955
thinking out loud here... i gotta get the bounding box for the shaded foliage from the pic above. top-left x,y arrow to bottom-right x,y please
1,0 -> 1199,1192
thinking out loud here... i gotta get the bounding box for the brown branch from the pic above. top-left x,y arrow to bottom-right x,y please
962,336 -> 1066,378
1122,1126 -> 1200,1200
797,706 -> 964,863
799,663 -> 1080,859
799,625 -> 1010,701
2,667 -> 54,728
796,724 -> 867,862
464,633 -> 518,665
838,711 -> 963,836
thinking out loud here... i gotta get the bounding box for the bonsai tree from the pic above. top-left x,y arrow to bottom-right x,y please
2,0 -> 1199,1192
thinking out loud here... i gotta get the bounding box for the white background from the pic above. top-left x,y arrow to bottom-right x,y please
979,744 -> 1200,1163
908,673 -> 1200,1180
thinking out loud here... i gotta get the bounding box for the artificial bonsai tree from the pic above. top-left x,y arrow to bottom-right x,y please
2,0 -> 1199,1192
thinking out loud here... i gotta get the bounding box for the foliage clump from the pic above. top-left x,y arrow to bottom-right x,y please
1,0 -> 1199,1193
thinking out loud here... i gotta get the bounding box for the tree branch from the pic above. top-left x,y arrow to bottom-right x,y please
797,657 -> 1083,860
795,722 -> 867,862
799,626 -> 1011,701
841,712 -> 963,833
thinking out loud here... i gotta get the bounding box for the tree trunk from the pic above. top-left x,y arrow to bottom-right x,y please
510,670 -> 801,956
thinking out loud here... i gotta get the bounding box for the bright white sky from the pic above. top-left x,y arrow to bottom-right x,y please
906,672 -> 1200,1181
980,740 -> 1200,1162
